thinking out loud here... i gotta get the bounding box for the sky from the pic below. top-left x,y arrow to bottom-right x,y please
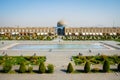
0,0 -> 120,27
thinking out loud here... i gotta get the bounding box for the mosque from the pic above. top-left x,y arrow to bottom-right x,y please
0,20 -> 120,36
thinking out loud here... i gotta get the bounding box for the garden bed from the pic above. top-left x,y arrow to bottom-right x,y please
72,55 -> 120,65
0,56 -> 46,65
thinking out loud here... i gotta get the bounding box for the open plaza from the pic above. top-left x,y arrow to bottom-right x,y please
0,40 -> 120,80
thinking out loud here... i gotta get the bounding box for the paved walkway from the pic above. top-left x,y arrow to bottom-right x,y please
0,73 -> 120,80
46,53 -> 71,74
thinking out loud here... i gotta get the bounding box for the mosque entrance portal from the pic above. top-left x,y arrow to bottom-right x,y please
57,28 -> 64,35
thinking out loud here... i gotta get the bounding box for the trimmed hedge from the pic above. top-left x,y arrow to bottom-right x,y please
19,62 -> 27,73
28,65 -> 33,73
39,62 -> 46,73
67,63 -> 74,73
47,64 -> 54,73
118,63 -> 120,72
84,61 -> 90,73
3,62 -> 12,73
103,60 -> 110,72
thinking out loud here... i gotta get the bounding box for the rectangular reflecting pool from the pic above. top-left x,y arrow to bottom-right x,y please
8,43 -> 108,50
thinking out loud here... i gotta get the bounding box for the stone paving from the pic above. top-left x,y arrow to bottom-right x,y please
0,73 -> 120,80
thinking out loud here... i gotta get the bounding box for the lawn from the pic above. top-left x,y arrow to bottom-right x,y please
73,55 -> 120,65
0,56 -> 46,65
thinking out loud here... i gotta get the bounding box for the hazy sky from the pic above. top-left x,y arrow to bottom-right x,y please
0,0 -> 120,27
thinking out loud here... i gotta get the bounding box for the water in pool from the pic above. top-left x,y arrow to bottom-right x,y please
9,44 -> 107,50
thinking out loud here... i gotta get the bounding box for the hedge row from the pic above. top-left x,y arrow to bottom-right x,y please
2,62 -> 54,73
67,61 -> 120,73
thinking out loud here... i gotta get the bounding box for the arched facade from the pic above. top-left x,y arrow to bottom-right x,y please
0,21 -> 120,36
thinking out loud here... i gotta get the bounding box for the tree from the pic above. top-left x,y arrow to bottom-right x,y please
118,63 -> 120,72
39,62 -> 46,73
47,64 -> 54,73
84,61 -> 90,73
19,62 -> 27,73
67,63 -> 74,73
3,62 -> 12,73
28,65 -> 33,73
103,60 -> 110,72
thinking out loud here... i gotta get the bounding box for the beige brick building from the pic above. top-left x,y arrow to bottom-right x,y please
1,20 -> 120,36
0,27 -> 120,36
65,27 -> 120,36
0,27 -> 55,36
